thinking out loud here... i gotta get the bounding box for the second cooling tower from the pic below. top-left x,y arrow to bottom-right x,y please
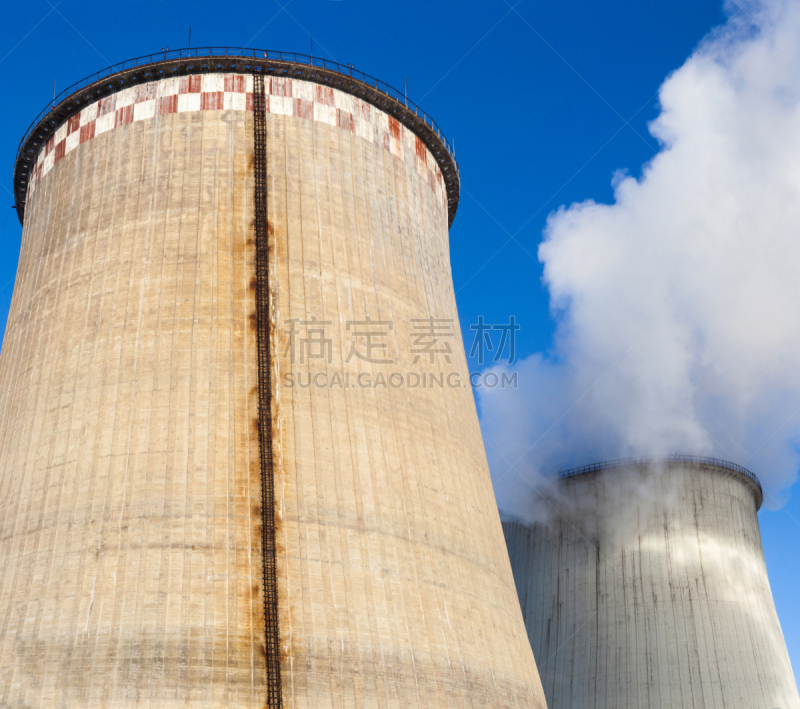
503,456 -> 800,709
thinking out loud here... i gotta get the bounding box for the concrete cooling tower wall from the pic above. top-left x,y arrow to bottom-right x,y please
1,50 -> 546,709
503,456 -> 800,709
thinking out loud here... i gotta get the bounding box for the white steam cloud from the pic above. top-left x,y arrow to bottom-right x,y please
479,0 -> 800,521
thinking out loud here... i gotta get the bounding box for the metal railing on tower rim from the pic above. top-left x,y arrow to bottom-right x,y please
559,454 -> 762,494
16,47 -> 458,169
14,47 -> 461,227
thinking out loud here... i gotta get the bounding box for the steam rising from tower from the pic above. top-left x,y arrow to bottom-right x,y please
479,0 -> 800,522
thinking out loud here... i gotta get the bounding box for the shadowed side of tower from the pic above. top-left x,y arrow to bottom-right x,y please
1,52 -> 546,708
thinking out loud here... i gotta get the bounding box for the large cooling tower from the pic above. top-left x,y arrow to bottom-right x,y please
503,456 -> 800,709
2,49 -> 545,708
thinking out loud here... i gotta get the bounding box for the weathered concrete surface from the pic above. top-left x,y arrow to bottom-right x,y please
0,72 -> 546,708
504,461 -> 800,709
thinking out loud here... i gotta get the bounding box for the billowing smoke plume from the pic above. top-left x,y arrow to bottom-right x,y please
479,0 -> 800,521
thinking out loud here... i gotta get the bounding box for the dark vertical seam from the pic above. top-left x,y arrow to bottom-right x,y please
253,72 -> 282,709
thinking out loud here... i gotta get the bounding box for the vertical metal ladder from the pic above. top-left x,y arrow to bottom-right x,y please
253,73 -> 282,709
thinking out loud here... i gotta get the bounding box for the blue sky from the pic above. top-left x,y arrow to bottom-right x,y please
1,0 -> 798,679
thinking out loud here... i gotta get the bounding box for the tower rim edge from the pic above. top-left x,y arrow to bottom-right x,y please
558,454 -> 764,510
12,47 -> 460,227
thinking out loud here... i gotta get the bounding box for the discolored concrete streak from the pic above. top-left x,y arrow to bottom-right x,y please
0,69 -> 546,708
